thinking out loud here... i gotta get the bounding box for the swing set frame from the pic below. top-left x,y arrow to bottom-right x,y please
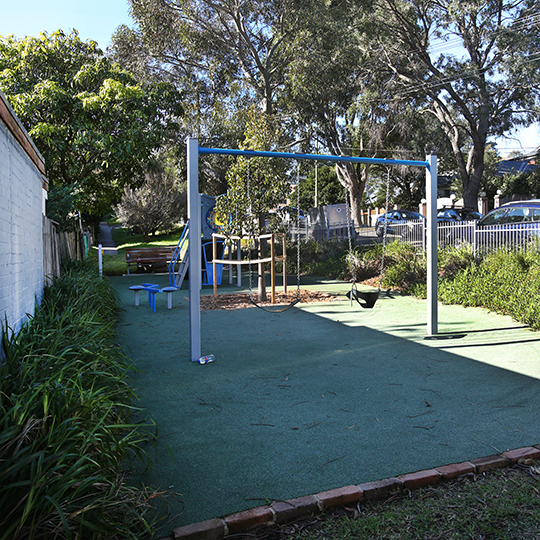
187,138 -> 438,362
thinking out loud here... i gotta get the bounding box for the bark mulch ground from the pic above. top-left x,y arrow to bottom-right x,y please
199,289 -> 342,311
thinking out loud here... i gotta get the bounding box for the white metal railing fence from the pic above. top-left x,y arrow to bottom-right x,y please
382,219 -> 426,250
388,220 -> 540,255
473,222 -> 540,255
290,218 -> 540,255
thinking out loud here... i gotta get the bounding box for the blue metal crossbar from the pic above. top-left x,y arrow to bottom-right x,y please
199,146 -> 431,170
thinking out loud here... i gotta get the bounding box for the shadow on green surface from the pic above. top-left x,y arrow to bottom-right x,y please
109,275 -> 540,534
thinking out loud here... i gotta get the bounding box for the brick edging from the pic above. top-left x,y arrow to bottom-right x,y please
166,445 -> 540,540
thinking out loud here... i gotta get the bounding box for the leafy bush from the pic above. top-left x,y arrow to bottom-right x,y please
438,243 -> 476,280
345,244 -> 384,282
380,241 -> 427,294
0,262 -> 163,539
439,249 -> 540,329
286,239 -> 349,279
116,170 -> 186,239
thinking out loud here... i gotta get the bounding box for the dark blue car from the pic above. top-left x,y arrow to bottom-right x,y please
437,208 -> 482,223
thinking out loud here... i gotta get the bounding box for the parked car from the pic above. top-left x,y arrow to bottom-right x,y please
375,210 -> 426,237
437,208 -> 483,223
276,206 -> 306,222
476,200 -> 540,249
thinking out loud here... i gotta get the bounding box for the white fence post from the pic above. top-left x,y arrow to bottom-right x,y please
98,244 -> 103,277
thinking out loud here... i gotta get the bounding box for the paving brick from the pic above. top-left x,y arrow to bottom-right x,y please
435,462 -> 475,480
224,506 -> 274,534
271,495 -> 320,524
398,469 -> 441,490
172,518 -> 226,540
470,454 -> 510,473
316,485 -> 364,509
503,447 -> 540,464
358,477 -> 404,501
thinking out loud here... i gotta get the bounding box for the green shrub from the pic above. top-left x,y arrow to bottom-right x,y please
439,249 -> 540,329
287,239 -> 349,279
438,243 -> 477,280
345,244 -> 384,282
0,262 -> 163,539
380,241 -> 427,294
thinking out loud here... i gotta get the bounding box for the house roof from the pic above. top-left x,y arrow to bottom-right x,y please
497,148 -> 539,176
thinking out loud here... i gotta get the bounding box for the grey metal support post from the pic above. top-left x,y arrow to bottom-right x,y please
187,138 -> 202,362
426,154 -> 438,335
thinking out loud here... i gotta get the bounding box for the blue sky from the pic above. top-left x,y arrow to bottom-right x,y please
0,0 -> 133,51
0,0 -> 538,157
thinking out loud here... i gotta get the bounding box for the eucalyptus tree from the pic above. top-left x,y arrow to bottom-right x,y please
124,0 -> 310,116
285,0 -> 434,224
357,0 -> 540,209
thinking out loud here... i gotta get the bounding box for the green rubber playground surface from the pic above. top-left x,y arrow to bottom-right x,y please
110,273 -> 540,534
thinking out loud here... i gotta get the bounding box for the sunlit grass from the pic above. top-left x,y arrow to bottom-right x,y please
278,466 -> 540,540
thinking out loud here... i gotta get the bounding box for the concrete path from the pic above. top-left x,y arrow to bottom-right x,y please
97,222 -> 118,254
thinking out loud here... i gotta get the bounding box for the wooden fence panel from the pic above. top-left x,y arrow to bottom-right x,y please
43,217 -> 61,283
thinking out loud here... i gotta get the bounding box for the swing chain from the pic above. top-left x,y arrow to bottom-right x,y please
379,167 -> 391,290
345,186 -> 354,281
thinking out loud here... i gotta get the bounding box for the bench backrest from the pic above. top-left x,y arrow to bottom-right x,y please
125,247 -> 177,261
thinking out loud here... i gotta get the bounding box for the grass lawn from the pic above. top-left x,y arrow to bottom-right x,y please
264,464 -> 540,540
89,225 -> 185,276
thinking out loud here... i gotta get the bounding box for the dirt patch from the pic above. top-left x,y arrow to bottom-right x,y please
198,289 -> 343,311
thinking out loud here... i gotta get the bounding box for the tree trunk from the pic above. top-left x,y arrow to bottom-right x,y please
430,81 -> 490,210
335,162 -> 368,227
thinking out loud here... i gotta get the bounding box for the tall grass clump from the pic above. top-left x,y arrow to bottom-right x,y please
379,241 -> 427,295
346,241 -> 427,295
0,262 -> 161,539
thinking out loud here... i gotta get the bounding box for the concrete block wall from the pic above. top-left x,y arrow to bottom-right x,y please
0,98 -> 46,335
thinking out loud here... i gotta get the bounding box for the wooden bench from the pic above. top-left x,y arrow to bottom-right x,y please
125,247 -> 177,275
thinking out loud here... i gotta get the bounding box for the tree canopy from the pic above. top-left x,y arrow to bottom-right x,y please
0,30 -> 184,216
214,108 -> 291,237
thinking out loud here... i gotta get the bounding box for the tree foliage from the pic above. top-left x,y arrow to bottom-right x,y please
290,165 -> 345,211
356,0 -> 540,208
0,30 -> 184,216
124,0 -> 309,116
215,108 -> 290,236
112,0 -> 540,217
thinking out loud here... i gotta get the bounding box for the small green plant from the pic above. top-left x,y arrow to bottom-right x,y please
380,241 -> 426,294
0,261 -> 165,539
